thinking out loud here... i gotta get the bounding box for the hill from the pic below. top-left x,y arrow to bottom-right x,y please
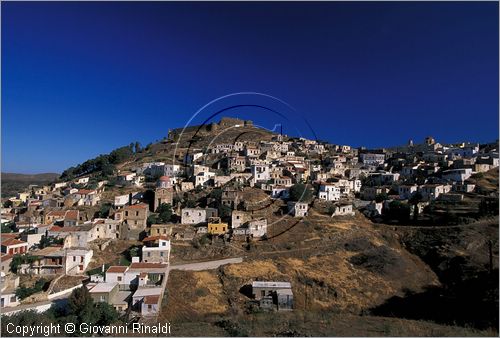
1,172 -> 59,198
59,117 -> 279,179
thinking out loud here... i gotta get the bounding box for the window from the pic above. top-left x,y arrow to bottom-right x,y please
160,252 -> 164,257
261,290 -> 265,297
117,276 -> 122,282
147,252 -> 151,257
136,211 -> 139,216
148,305 -> 152,310
125,211 -> 129,217
73,256 -> 76,262
100,296 -> 105,301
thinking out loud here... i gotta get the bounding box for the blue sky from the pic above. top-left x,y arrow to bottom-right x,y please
2,1 -> 498,173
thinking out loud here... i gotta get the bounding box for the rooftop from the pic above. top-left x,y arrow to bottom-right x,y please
133,287 -> 163,298
144,295 -> 160,305
107,266 -> 128,273
89,282 -> 118,293
252,281 -> 292,289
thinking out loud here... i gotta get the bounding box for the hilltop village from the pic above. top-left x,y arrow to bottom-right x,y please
1,117 -> 498,331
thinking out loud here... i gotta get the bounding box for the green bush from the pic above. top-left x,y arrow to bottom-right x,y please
15,278 -> 47,300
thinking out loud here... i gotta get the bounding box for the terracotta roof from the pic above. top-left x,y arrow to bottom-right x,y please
65,210 -> 79,220
77,189 -> 94,195
1,238 -> 27,246
1,233 -> 19,240
107,266 -> 128,273
47,211 -> 66,217
143,235 -> 170,242
143,295 -> 160,305
50,225 -> 91,232
129,262 -> 167,269
1,253 -> 14,261
124,203 -> 148,210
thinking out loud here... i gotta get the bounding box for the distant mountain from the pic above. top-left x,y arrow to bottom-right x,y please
1,172 -> 59,198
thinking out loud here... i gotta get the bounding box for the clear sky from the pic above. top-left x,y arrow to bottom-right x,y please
2,1 -> 498,174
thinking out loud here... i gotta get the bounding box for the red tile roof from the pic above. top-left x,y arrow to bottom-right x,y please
47,211 -> 66,217
143,235 -> 170,242
1,238 -> 27,246
106,266 -> 128,273
77,189 -> 94,195
1,233 -> 19,240
49,226 -> 88,232
65,210 -> 79,220
125,203 -> 149,210
143,295 -> 160,305
1,253 -> 14,261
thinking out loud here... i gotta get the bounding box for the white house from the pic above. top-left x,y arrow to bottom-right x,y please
164,164 -> 183,177
233,218 -> 268,239
442,168 -> 473,183
398,185 -> 418,200
318,184 -> 341,201
272,186 -> 290,199
65,248 -> 93,275
181,208 -> 218,225
142,236 -> 171,264
331,203 -> 355,217
359,153 -> 385,166
287,201 -> 309,217
251,164 -> 270,183
195,171 -> 215,187
419,184 -> 451,201
75,177 -> 90,185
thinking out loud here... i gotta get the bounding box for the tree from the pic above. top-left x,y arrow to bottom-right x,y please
155,203 -> 172,223
68,286 -> 93,316
98,203 -> 112,218
15,278 -> 47,300
218,205 -> 232,220
134,141 -> 142,153
210,188 -> 223,201
109,146 -> 134,164
95,302 -> 119,326
1,222 -> 15,233
39,235 -> 64,249
384,200 -> 411,223
375,193 -> 388,203
10,254 -> 39,273
408,191 -> 423,220
147,214 -> 159,226
289,183 -> 313,202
